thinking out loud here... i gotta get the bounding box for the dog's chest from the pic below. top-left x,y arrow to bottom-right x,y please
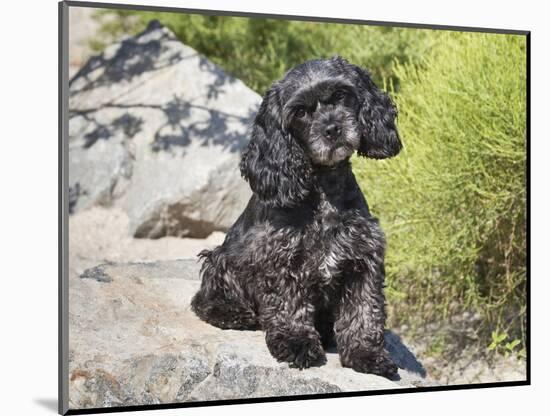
316,196 -> 345,232
302,197 -> 358,281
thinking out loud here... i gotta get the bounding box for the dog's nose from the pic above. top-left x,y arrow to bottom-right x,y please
324,124 -> 341,140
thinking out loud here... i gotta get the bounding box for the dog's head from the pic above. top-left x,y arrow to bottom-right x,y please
240,56 -> 401,207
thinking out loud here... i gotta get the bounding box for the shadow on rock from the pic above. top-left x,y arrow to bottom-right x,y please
70,20 -> 185,94
385,330 -> 427,378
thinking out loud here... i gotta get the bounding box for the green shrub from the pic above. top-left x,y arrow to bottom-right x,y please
354,32 -> 527,345
93,10 -> 438,93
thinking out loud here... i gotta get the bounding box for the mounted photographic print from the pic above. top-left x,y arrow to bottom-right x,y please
59,1 -> 530,414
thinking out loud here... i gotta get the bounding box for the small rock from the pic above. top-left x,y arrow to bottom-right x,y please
80,265 -> 112,283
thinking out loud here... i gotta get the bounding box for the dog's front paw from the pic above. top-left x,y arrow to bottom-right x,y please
266,328 -> 326,370
343,348 -> 398,379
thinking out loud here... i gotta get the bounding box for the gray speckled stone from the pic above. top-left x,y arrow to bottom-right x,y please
69,21 -> 258,238
69,259 -> 428,410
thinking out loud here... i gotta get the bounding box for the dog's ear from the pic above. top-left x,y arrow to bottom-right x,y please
240,84 -> 312,207
353,66 -> 402,159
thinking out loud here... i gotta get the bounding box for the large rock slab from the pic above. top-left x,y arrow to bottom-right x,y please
69,21 -> 259,238
69,259 -> 429,410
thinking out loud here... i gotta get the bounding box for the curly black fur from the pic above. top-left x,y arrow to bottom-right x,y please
191,56 -> 402,378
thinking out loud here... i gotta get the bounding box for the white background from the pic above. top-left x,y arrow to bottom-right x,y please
0,0 -> 546,414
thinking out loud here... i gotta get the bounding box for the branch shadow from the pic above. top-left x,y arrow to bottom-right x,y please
70,96 -> 256,155
70,20 -> 185,95
69,19 -> 258,156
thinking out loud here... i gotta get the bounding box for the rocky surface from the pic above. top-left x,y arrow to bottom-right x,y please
422,350 -> 526,385
68,205 -> 525,404
393,319 -> 527,385
69,259 -> 429,410
69,21 -> 259,238
68,206 -> 226,272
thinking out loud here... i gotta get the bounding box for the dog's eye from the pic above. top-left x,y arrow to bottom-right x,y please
295,108 -> 307,119
332,90 -> 347,101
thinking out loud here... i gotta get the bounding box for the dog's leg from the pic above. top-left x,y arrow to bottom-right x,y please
315,308 -> 337,349
191,248 -> 259,330
260,291 -> 326,369
334,262 -> 398,379
191,290 -> 259,330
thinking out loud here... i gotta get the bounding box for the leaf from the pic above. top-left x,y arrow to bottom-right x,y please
505,339 -> 521,351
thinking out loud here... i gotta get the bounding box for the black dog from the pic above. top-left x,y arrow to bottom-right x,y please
191,56 -> 401,378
